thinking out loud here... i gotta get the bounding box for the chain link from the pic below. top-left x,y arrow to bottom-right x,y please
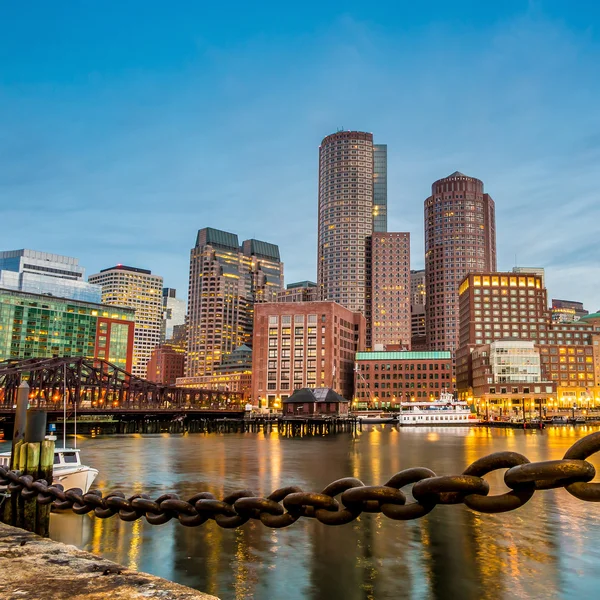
3,431 -> 600,529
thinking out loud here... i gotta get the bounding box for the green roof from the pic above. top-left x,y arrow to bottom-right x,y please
356,351 -> 452,361
580,312 -> 600,321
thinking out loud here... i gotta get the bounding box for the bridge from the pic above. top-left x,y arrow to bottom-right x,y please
0,357 -> 245,414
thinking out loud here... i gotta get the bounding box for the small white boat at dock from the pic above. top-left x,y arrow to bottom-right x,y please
398,392 -> 479,426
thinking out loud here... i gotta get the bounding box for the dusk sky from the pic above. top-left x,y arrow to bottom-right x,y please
1,2 -> 599,310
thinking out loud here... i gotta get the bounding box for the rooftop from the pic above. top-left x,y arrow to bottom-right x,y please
356,351 -> 452,361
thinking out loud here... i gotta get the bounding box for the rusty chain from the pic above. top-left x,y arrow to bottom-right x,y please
2,431 -> 600,528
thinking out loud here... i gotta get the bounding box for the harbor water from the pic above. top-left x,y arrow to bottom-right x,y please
4,425 -> 600,600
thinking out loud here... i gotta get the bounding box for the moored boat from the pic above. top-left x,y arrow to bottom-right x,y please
397,392 -> 479,426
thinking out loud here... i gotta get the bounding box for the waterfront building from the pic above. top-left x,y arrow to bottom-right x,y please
551,299 -> 589,323
0,288 -> 134,370
353,351 -> 453,408
411,305 -> 427,350
162,288 -> 186,341
88,265 -> 163,378
177,345 -> 253,400
369,232 -> 411,350
0,249 -> 102,303
373,144 -> 388,232
283,387 -> 349,416
317,131 -> 382,316
146,342 -> 185,385
277,281 -> 318,303
187,228 -> 283,378
456,272 -> 600,408
424,172 -> 496,352
469,340 -> 556,418
252,301 -> 366,408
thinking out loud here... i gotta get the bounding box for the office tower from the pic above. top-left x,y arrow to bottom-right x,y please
318,131 -> 383,316
161,288 -> 186,341
186,228 -> 283,379
0,288 -> 134,370
88,265 -> 163,378
277,281 -> 318,303
146,342 -> 186,385
373,144 -> 388,232
0,249 -> 102,303
369,232 -> 411,350
456,272 -> 599,408
252,301 -> 366,406
424,172 -> 496,352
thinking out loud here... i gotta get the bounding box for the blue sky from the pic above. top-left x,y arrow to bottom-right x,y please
1,1 -> 599,310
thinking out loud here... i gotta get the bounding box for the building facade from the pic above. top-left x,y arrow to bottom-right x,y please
551,299 -> 589,323
187,228 -> 283,378
512,267 -> 545,288
369,232 -> 411,350
456,272 -> 600,408
317,131 -> 381,316
354,351 -> 453,408
0,289 -> 134,370
0,249 -> 101,303
162,288 -> 186,341
424,172 -> 496,352
373,144 -> 388,232
88,265 -> 163,378
469,340 -> 556,418
410,269 -> 426,307
146,342 -> 185,385
277,281 -> 318,303
252,301 -> 366,407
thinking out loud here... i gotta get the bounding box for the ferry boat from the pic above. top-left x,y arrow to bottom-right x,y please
397,392 -> 479,426
0,447 -> 98,494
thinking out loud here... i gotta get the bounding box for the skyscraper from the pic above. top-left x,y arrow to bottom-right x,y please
424,172 -> 496,352
0,249 -> 101,303
88,265 -> 163,377
161,287 -> 186,341
318,131 -> 386,316
186,228 -> 283,378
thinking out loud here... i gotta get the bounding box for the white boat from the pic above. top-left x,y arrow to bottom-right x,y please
398,392 -> 479,426
0,446 -> 98,494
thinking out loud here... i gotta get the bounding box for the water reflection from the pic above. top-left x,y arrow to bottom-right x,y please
4,426 -> 600,599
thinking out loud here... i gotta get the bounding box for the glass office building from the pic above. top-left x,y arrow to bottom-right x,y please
0,289 -> 135,371
0,249 -> 102,303
373,144 -> 388,232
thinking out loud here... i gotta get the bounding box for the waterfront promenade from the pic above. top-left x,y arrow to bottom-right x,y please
3,425 -> 597,600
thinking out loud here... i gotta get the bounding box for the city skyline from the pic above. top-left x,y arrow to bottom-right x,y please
1,3 -> 599,311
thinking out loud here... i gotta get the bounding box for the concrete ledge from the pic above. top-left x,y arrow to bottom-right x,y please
0,522 -> 218,599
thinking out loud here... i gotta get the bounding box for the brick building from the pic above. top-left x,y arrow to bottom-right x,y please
369,232 -> 411,350
146,343 -> 185,385
354,351 -> 453,408
277,281 -> 318,303
457,272 -> 600,408
252,302 -> 366,408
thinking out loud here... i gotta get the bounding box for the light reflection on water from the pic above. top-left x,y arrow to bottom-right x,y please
4,425 -> 600,600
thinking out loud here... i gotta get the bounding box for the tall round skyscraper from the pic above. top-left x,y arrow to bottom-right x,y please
318,131 -> 386,316
424,172 -> 496,352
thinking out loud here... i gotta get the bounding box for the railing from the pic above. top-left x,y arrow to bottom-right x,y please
2,431 -> 600,530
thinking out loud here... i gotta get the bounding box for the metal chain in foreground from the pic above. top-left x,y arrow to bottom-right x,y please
3,432 -> 600,529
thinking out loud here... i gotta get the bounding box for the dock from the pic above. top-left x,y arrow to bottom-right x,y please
0,522 -> 218,599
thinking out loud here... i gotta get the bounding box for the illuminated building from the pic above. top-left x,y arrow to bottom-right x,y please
551,299 -> 589,323
146,342 -> 185,385
425,172 -> 497,352
0,249 -> 102,303
457,272 -> 600,408
369,232 -> 411,350
512,266 -> 545,287
187,228 -> 283,378
88,265 -> 163,378
161,288 -> 186,341
318,131 -> 383,316
177,344 -> 252,400
410,269 -> 426,306
277,281 -> 318,303
252,302 -> 366,408
354,351 -> 453,408
410,269 -> 427,350
0,288 -> 134,371
469,340 -> 556,418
